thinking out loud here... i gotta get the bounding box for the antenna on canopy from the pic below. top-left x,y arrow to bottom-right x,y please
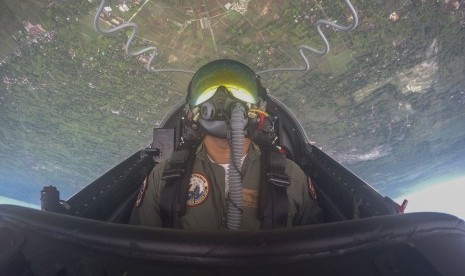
257,0 -> 358,74
93,0 -> 195,74
93,0 -> 358,75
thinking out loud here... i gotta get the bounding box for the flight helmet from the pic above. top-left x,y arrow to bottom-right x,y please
185,59 -> 267,139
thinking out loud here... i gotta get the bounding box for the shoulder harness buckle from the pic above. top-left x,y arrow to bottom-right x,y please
159,144 -> 197,228
267,172 -> 290,187
267,150 -> 290,187
161,149 -> 190,180
259,145 -> 291,229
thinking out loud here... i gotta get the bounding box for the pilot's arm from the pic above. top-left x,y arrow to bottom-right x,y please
285,160 -> 324,226
129,162 -> 166,227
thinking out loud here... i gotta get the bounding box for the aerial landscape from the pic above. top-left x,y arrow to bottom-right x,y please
1,0 -> 465,217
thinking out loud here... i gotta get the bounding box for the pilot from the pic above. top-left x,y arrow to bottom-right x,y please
130,59 -> 322,230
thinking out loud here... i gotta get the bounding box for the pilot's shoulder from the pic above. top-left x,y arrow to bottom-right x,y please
284,158 -> 307,183
284,158 -> 304,172
148,159 -> 170,182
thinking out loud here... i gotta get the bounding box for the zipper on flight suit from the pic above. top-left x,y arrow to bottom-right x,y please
202,159 -> 227,228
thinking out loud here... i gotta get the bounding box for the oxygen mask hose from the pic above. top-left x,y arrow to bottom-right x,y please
226,103 -> 248,230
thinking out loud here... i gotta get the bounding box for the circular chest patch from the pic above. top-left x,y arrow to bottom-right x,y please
187,173 -> 209,207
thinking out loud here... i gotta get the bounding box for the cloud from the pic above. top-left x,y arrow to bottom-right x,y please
396,175 -> 465,220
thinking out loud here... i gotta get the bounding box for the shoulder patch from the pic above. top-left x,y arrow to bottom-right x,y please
307,177 -> 317,200
135,176 -> 148,208
187,173 -> 209,207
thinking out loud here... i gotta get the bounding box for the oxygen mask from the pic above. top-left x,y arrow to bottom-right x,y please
192,86 -> 246,139
198,86 -> 242,121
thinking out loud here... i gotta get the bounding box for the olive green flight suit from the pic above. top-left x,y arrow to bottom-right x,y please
130,143 -> 322,230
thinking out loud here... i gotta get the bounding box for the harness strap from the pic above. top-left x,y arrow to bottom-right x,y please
260,147 -> 290,229
160,142 -> 290,229
159,144 -> 196,228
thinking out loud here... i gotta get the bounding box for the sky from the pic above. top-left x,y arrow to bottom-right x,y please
396,175 -> 465,220
0,196 -> 40,209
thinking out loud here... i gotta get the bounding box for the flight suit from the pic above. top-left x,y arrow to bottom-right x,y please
130,143 -> 322,230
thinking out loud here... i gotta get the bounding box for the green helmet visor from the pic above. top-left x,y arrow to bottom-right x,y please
188,60 -> 262,106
